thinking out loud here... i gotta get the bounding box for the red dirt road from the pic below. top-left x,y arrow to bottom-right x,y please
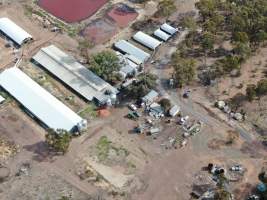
38,0 -> 108,23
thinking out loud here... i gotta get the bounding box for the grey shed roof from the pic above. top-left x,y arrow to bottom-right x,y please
154,29 -> 171,41
161,23 -> 178,35
125,54 -> 143,65
142,90 -> 159,104
150,102 -> 164,114
33,45 -> 118,103
114,40 -> 150,64
0,67 -> 86,132
133,31 -> 162,50
120,65 -> 136,77
0,18 -> 32,45
117,51 -> 138,78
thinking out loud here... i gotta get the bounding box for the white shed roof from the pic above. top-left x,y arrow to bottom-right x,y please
133,31 -> 162,50
114,40 -> 150,64
154,29 -> 171,41
0,67 -> 86,132
0,18 -> 32,45
33,45 -> 118,103
160,23 -> 178,35
0,95 -> 5,103
169,105 -> 180,117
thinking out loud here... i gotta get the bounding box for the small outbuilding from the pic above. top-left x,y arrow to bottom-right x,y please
0,18 -> 33,46
117,51 -> 139,78
142,90 -> 159,105
169,105 -> 180,117
160,23 -> 178,35
119,65 -> 137,79
149,102 -> 164,118
133,31 -> 162,50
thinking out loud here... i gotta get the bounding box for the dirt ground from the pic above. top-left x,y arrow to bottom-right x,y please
0,104 -> 90,200
0,38 -> 14,69
0,0 -> 266,200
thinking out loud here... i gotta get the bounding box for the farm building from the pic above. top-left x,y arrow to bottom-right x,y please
0,18 -> 33,46
154,29 -> 171,41
0,67 -> 87,132
114,40 -> 150,64
117,51 -> 139,78
160,23 -> 178,35
32,45 -> 118,105
142,90 -> 159,105
133,31 -> 162,50
149,102 -> 164,118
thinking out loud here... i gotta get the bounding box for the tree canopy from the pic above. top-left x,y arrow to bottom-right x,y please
172,54 -> 196,88
246,79 -> 267,101
90,51 -> 122,84
123,73 -> 158,99
159,98 -> 171,113
45,129 -> 72,154
156,0 -> 176,17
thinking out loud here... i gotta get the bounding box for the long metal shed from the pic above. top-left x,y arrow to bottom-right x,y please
114,40 -> 150,64
0,67 -> 87,132
160,23 -> 178,35
33,45 -> 118,104
133,31 -> 162,50
154,29 -> 171,41
0,18 -> 33,45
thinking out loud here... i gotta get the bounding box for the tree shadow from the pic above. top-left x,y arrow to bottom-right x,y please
23,141 -> 60,163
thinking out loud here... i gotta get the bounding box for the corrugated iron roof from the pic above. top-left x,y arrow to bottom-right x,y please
154,29 -> 171,41
114,40 -> 150,64
0,18 -> 32,45
33,45 -> 118,103
160,23 -> 178,35
133,31 -> 162,50
0,67 -> 86,132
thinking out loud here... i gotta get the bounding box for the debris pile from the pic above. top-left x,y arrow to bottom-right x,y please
215,100 -> 245,121
191,163 -> 246,199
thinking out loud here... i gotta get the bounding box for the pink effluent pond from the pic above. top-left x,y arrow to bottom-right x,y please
38,0 -> 108,23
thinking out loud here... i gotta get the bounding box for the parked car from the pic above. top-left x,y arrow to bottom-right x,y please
230,165 -> 243,172
178,116 -> 189,125
128,104 -> 137,111
183,90 -> 190,98
247,195 -> 260,200
210,165 -> 225,175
